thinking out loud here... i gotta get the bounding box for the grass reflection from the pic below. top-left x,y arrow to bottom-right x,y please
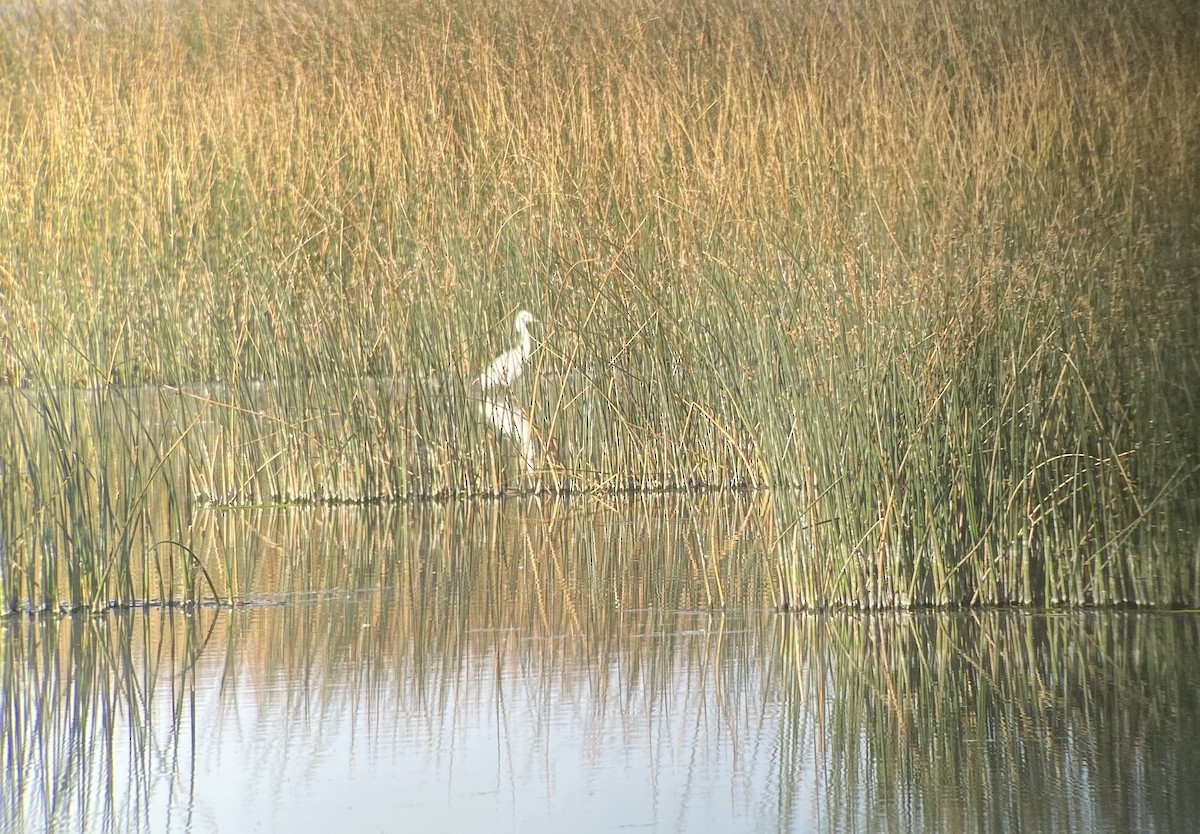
184,493 -> 773,612
3,532 -> 1198,831
777,611 -> 1200,833
1,609 -> 217,832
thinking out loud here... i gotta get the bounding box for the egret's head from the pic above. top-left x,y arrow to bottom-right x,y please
514,310 -> 539,332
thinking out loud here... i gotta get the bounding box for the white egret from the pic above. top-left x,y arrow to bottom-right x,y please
479,309 -> 539,390
478,309 -> 543,477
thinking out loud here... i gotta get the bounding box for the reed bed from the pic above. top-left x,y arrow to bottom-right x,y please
0,0 -> 1198,608
0,386 -> 206,613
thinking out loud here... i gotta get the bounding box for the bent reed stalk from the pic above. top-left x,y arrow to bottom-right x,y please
0,0 -> 1197,609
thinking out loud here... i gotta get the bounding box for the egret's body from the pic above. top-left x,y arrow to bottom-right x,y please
479,309 -> 542,476
479,310 -> 538,390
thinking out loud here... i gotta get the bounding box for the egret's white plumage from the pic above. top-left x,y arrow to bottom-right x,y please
479,309 -> 538,390
478,308 -> 543,476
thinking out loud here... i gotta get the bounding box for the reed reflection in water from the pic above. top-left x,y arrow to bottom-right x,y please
3,601 -> 1198,832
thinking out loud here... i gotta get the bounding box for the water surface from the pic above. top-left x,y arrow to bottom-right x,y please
3,499 -> 1198,833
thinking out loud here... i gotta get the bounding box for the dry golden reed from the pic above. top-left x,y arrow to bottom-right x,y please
0,0 -> 1197,608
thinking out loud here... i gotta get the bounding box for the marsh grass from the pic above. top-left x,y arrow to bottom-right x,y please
0,0 -> 1198,608
0,385 -> 208,612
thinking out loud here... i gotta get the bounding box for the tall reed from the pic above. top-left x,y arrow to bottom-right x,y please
0,385 -> 206,612
0,0 -> 1197,607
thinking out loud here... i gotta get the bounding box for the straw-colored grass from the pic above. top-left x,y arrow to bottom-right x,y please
0,0 -> 1197,608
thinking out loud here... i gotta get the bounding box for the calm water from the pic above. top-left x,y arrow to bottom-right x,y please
3,499 -> 1199,833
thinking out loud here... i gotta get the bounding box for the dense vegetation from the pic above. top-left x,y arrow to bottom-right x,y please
1,0 -> 1197,608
